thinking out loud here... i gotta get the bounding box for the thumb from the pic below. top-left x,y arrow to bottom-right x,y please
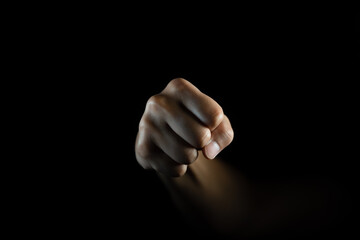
203,115 -> 234,159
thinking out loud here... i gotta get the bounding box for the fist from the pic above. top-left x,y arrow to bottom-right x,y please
135,78 -> 234,177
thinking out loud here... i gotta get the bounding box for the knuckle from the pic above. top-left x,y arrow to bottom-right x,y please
196,128 -> 211,149
221,128 -> 234,145
181,148 -> 198,165
170,165 -> 188,177
146,94 -> 169,113
135,140 -> 152,160
153,164 -> 187,177
135,140 -> 155,171
135,126 -> 155,160
208,107 -> 224,129
166,78 -> 190,94
138,116 -> 151,131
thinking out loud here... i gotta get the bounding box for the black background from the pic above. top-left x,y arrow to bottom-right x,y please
8,6 -> 358,239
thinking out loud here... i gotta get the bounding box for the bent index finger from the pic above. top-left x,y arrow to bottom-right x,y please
162,78 -> 224,130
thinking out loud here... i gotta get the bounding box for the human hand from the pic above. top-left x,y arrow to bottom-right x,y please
135,78 -> 234,177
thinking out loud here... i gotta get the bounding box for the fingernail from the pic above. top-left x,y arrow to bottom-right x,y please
205,140 -> 220,159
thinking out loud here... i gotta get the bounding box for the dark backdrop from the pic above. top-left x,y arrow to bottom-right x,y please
15,10 -> 358,239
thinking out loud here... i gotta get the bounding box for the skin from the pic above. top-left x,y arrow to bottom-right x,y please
134,78 -> 346,238
135,78 -> 233,177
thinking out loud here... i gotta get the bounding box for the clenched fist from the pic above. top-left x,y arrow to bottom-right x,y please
135,78 -> 234,177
